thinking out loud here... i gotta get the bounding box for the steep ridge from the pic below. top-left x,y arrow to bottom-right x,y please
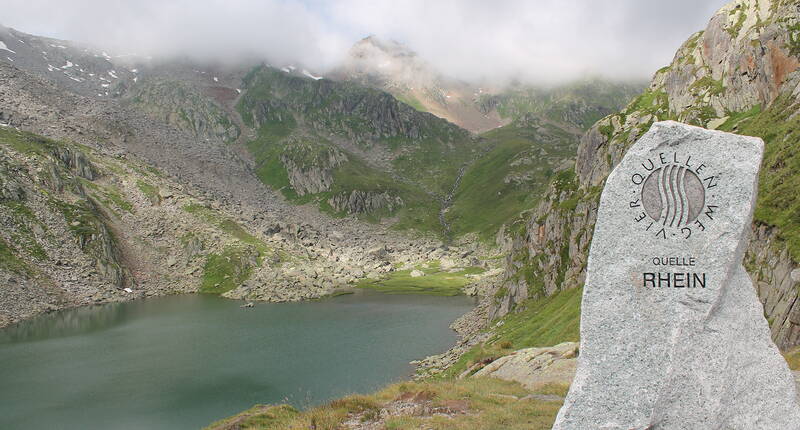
495,0 -> 800,349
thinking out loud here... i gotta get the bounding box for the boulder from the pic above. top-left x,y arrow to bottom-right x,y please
472,342 -> 578,391
554,122 -> 800,429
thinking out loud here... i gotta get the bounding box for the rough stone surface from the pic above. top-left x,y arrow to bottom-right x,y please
472,342 -> 577,391
554,121 -> 800,429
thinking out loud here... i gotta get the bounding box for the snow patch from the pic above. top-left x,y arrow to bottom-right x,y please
236,88 -> 241,93
6,57 -> 13,62
133,76 -> 138,83
49,43 -> 67,49
281,67 -> 290,73
69,76 -> 82,82
0,41 -> 15,54
131,68 -> 138,73
108,70 -> 118,79
213,76 -> 219,82
61,60 -> 73,69
302,69 -> 323,80
47,64 -> 56,72
101,83 -> 110,88
288,65 -> 296,71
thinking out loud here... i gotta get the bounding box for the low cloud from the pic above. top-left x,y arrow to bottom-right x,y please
2,0 -> 729,84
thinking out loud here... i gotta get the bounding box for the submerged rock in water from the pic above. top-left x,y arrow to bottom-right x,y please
554,121 -> 800,429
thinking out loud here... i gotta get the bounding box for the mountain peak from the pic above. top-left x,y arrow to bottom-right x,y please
351,35 -> 416,59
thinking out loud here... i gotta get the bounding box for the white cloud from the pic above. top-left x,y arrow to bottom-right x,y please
1,0 -> 729,84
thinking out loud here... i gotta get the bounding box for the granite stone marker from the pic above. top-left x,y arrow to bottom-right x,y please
553,121 -> 800,429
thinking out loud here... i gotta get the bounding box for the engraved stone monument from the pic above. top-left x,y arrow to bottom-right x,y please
553,121 -> 800,429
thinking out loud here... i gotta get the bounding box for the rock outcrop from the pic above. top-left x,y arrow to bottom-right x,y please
472,342 -> 577,392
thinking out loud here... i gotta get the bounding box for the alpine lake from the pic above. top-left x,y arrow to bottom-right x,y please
0,290 -> 473,429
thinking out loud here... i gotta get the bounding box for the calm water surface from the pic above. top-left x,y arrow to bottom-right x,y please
0,290 -> 473,429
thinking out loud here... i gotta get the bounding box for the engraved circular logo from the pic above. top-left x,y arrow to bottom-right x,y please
627,152 -> 719,240
640,165 -> 705,228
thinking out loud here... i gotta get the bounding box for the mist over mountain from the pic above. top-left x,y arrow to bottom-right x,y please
2,0 -> 727,85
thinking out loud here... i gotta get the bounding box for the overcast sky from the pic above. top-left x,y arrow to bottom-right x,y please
2,0 -> 729,84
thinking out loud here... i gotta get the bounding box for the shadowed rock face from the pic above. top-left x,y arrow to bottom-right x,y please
554,121 -> 800,430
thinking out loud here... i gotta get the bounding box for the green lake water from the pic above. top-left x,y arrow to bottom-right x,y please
0,290 -> 473,429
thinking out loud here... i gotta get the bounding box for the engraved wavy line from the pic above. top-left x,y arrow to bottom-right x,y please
677,166 -> 687,227
657,166 -> 669,226
666,164 -> 676,226
670,166 -> 679,227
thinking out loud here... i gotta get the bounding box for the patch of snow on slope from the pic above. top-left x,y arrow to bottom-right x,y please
281,67 -> 290,73
213,76 -> 218,82
302,69 -> 323,80
0,41 -> 15,54
6,57 -> 13,62
108,70 -> 118,79
61,61 -> 73,69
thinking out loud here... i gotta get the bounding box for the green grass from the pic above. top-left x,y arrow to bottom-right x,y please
136,180 -> 160,204
183,204 -> 280,294
0,236 -> 32,275
444,287 -> 582,378
200,245 -> 256,294
784,347 -> 800,370
716,95 -> 800,261
396,92 -> 427,112
206,377 -> 562,430
357,265 -> 484,296
183,204 -> 267,252
446,122 -> 577,241
0,128 -> 57,155
690,75 -> 726,97
492,79 -> 643,130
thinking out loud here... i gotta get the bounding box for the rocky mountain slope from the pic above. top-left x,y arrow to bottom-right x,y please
494,0 -> 800,349
0,28 -> 487,326
236,64 -> 477,233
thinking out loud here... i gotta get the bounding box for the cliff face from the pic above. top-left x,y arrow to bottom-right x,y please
496,0 -> 800,349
